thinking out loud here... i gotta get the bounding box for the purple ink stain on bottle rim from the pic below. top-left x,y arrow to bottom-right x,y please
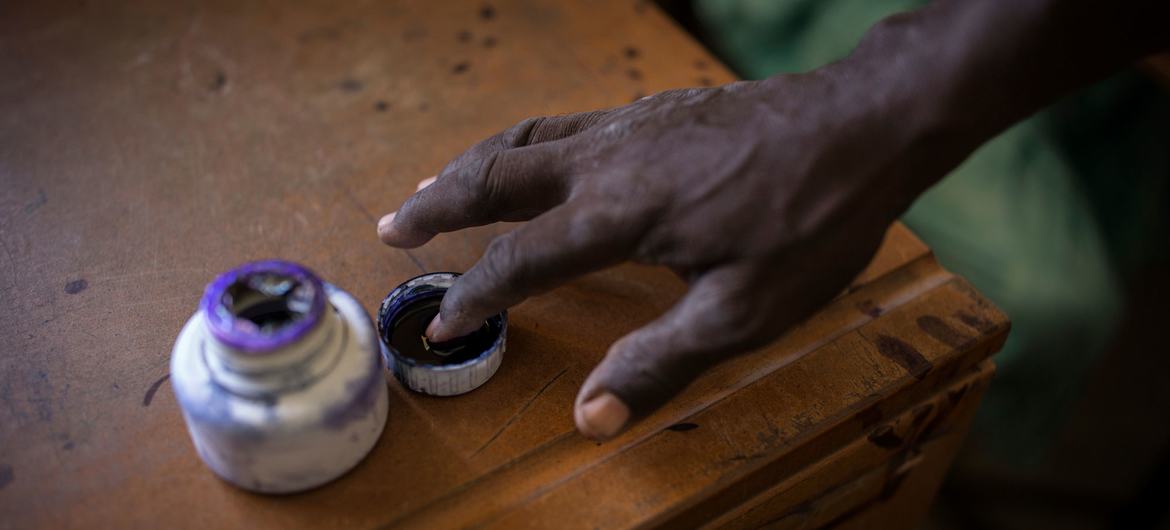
200,260 -> 326,354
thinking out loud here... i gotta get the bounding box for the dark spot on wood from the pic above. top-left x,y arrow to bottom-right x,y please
142,373 -> 171,407
479,4 -> 495,20
623,46 -> 640,59
667,422 -> 699,432
63,440 -> 75,450
339,79 -> 363,92
451,61 -> 471,75
916,315 -> 973,348
694,59 -> 708,70
482,36 -> 497,48
626,68 -> 643,81
64,278 -> 88,294
867,425 -> 903,449
374,100 -> 389,112
874,334 -> 932,380
417,102 -> 429,112
856,299 -> 882,318
955,311 -> 995,333
24,189 -> 47,214
634,0 -> 647,14
696,76 -> 714,87
456,30 -> 472,43
210,71 -> 226,91
0,465 -> 11,490
630,91 -> 645,102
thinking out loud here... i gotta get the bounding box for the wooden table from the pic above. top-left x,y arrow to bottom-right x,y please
0,1 -> 1008,528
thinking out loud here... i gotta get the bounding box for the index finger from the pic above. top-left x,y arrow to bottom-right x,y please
426,196 -> 652,342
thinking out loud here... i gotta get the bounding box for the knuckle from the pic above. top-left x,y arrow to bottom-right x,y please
444,151 -> 501,214
609,335 -> 689,405
438,286 -> 471,323
574,110 -> 609,131
481,232 -> 526,294
694,288 -> 775,352
575,186 -> 657,227
474,150 -> 507,204
567,201 -> 644,250
503,116 -> 545,147
652,87 -> 708,103
568,202 -> 619,237
721,80 -> 755,94
444,116 -> 545,177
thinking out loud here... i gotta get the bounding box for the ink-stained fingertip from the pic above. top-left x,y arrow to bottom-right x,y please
424,312 -> 445,341
575,392 -> 630,441
425,311 -> 486,343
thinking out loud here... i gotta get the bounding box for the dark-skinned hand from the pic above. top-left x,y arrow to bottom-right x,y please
378,0 -> 1169,440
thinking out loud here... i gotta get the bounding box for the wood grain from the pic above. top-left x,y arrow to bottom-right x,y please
0,1 -> 1008,528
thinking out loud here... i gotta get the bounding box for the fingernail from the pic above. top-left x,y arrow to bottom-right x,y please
377,212 -> 397,241
424,312 -> 445,341
416,176 -> 437,191
426,312 -> 486,342
578,393 -> 630,441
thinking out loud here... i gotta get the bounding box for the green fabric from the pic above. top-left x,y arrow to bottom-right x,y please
695,0 -> 1170,466
694,0 -> 903,78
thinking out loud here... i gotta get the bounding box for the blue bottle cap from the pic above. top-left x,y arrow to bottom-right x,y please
376,272 -> 506,396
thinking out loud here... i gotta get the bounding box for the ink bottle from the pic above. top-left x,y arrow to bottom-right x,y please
377,272 -> 506,396
170,260 -> 388,494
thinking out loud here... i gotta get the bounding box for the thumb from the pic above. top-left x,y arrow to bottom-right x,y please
574,265 -> 772,441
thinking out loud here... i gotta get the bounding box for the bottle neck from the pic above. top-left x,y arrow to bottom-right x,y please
197,260 -> 341,398
204,307 -> 344,398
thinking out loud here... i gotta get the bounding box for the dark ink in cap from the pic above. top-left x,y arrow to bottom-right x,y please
387,294 -> 497,366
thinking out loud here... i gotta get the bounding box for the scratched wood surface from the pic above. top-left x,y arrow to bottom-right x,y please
0,1 -> 1009,528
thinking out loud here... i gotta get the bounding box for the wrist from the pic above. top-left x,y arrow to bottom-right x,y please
751,0 -> 1167,229
838,0 -> 1170,182
803,0 -> 1059,203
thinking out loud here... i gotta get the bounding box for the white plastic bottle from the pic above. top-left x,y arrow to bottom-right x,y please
170,260 -> 388,493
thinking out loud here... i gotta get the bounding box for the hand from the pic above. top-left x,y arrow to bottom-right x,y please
377,69 -> 937,440
376,0 -> 1166,441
